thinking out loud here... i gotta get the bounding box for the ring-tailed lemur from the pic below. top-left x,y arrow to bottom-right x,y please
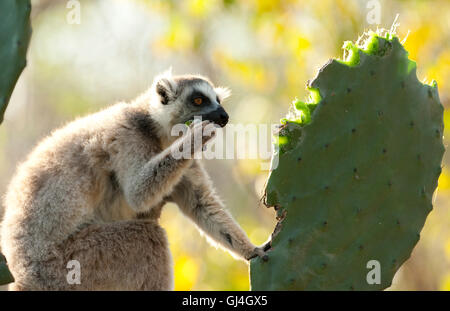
0,70 -> 268,290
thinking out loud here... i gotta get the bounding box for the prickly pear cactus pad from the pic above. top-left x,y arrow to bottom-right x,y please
0,0 -> 31,285
250,32 -> 444,290
0,0 -> 32,124
0,253 -> 14,285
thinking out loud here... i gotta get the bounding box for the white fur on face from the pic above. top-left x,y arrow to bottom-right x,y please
151,67 -> 177,92
214,87 -> 231,102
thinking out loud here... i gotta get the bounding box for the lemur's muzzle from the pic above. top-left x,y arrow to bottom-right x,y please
203,106 -> 229,127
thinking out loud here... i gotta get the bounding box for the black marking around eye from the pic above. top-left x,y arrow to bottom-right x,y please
216,95 -> 220,104
188,91 -> 211,106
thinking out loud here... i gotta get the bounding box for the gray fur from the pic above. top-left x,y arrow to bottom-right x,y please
0,72 -> 265,291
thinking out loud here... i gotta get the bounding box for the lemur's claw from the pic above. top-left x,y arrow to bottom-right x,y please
247,246 -> 269,261
262,241 -> 272,252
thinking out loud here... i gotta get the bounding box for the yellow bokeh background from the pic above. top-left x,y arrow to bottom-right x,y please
1,0 -> 450,290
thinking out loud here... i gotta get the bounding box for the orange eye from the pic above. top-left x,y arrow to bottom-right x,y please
194,97 -> 203,105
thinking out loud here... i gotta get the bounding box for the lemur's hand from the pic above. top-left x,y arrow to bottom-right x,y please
189,120 -> 217,155
245,242 -> 271,262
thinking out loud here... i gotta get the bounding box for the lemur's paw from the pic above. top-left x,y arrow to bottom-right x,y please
189,120 -> 217,154
246,246 -> 269,262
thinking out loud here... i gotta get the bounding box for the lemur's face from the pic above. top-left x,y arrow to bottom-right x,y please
153,73 -> 231,128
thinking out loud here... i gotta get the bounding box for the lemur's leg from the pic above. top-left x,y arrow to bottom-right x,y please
116,121 -> 216,211
169,161 -> 265,260
14,220 -> 173,290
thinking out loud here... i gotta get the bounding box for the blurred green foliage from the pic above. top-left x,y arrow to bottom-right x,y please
0,0 -> 449,290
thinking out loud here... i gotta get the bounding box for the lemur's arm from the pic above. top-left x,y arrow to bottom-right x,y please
115,121 -> 214,211
169,161 -> 266,260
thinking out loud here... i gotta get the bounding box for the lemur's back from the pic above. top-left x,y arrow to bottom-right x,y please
0,102 -> 153,266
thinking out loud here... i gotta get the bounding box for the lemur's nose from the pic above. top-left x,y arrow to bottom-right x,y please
220,111 -> 229,123
204,106 -> 229,127
217,107 -> 229,127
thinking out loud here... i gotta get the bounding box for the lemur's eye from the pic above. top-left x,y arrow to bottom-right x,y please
216,96 -> 220,104
194,97 -> 203,105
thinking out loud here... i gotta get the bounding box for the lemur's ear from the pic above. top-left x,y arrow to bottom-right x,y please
215,87 -> 231,102
153,68 -> 177,105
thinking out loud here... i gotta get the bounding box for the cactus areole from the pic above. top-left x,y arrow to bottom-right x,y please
250,32 -> 444,290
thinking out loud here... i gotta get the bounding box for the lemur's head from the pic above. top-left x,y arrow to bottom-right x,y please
150,69 -> 231,129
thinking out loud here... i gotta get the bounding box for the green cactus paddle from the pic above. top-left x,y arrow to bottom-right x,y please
0,0 -> 31,286
250,32 -> 444,290
0,0 -> 32,124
